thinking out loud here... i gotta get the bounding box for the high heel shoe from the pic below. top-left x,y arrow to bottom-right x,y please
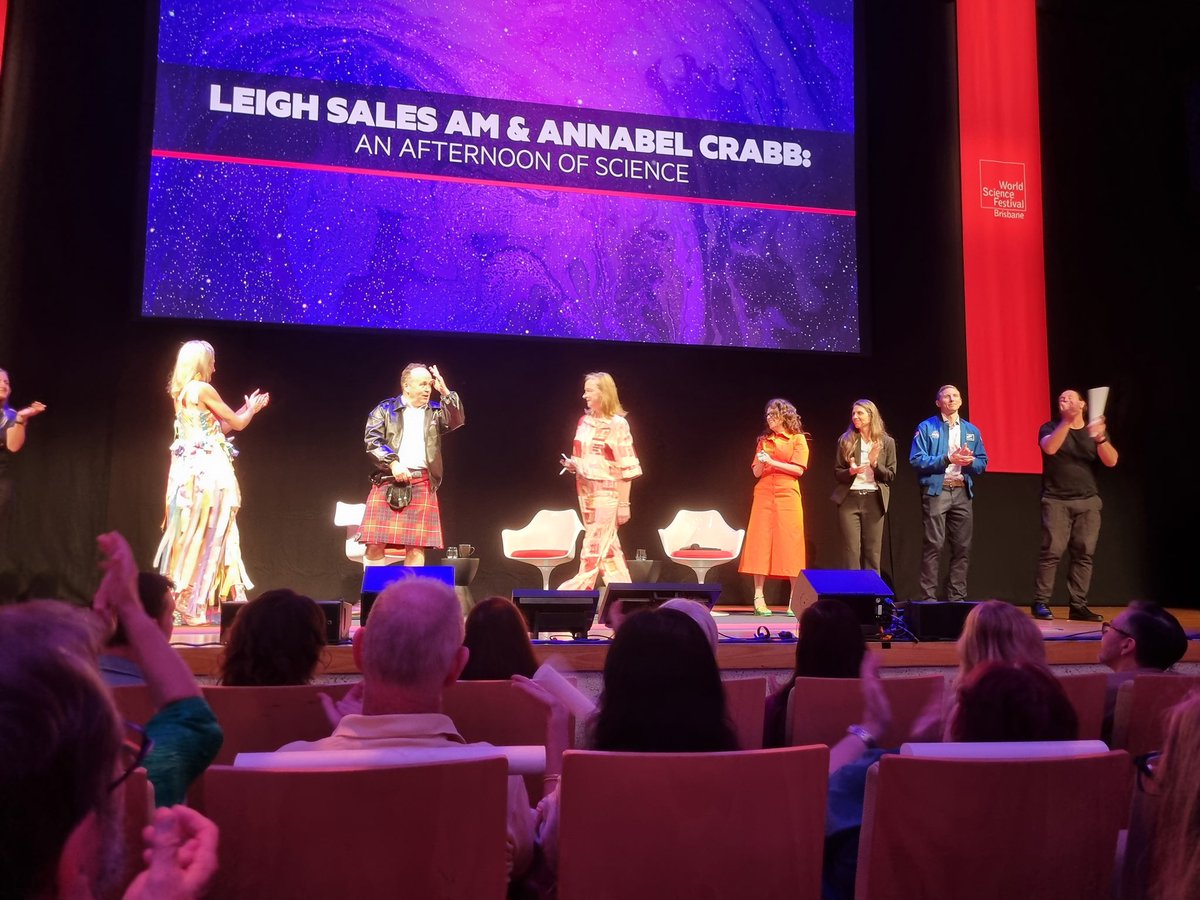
753,596 -> 772,616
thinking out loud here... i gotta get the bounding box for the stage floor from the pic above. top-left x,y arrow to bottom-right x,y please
171,605 -> 1200,677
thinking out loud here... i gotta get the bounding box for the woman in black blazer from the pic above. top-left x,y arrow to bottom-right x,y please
831,400 -> 897,571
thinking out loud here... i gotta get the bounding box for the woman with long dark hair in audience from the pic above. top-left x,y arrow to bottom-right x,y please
460,596 -> 539,680
589,607 -> 737,752
218,589 -> 326,686
763,598 -> 867,747
831,399 -> 896,571
154,340 -> 270,625
559,372 -> 642,590
739,398 -> 809,615
527,607 -> 737,887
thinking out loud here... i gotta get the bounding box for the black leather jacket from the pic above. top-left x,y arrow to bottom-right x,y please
364,392 -> 465,491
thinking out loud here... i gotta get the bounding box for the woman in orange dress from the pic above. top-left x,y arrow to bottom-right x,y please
739,399 -> 809,615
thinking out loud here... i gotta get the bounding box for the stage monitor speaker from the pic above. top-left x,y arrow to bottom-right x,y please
510,589 -> 600,639
793,569 -> 894,635
906,600 -> 979,641
596,582 -> 722,626
317,599 -> 353,644
359,565 -> 456,627
221,599 -> 353,644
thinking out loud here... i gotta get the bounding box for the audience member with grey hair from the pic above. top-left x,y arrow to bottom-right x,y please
0,534 -> 218,899
276,577 -> 552,882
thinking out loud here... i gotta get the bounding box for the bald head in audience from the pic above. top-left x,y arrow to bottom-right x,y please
354,577 -> 468,714
1099,601 -> 1188,673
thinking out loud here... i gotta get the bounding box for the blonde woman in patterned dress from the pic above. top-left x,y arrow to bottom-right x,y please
559,372 -> 642,590
154,341 -> 269,625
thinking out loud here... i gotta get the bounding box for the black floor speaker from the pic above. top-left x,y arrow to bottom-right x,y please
906,600 -> 979,641
793,569 -> 894,634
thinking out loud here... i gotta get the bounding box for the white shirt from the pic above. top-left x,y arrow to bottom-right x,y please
396,404 -> 428,469
852,439 -> 878,491
943,416 -> 962,478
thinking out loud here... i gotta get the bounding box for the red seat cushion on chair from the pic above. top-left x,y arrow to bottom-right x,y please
673,549 -> 735,559
511,549 -> 568,558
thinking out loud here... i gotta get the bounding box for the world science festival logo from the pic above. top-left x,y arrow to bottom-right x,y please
978,159 -> 1027,220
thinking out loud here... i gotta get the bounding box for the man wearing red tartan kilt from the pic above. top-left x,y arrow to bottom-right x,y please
361,363 -> 465,565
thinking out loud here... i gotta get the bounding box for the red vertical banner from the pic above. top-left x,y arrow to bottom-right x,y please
957,0 -> 1048,474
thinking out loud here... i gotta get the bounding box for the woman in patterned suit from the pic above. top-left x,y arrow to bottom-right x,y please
559,372 -> 642,590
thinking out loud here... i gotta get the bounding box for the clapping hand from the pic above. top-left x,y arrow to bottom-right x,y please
319,681 -> 364,729
245,390 -> 270,414
17,401 -> 47,421
124,806 -> 219,900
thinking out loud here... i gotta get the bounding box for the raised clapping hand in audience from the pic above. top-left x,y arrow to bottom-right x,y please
320,681 -> 364,729
510,674 -> 571,780
858,653 -> 892,740
123,806 -> 219,900
94,530 -> 140,626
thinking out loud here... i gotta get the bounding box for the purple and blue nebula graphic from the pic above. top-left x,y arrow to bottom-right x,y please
143,1 -> 857,351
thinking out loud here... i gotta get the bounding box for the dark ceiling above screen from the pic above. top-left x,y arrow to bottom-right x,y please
141,0 -> 858,352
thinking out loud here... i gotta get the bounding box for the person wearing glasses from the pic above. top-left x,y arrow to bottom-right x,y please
1097,601 -> 1188,742
1031,389 -> 1119,621
739,399 -> 809,615
0,542 -> 220,898
1121,693 -> 1200,900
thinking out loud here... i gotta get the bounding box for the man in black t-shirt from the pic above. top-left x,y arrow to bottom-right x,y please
1031,389 -> 1119,621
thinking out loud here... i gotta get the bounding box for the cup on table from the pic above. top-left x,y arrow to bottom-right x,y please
635,549 -> 647,561
458,543 -> 475,558
446,546 -> 459,559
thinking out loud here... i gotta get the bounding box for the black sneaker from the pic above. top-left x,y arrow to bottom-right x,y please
1068,605 -> 1103,622
1031,602 -> 1054,620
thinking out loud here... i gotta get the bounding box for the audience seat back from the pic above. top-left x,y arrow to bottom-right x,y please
110,684 -> 156,726
204,759 -> 509,899
722,676 -> 767,750
1110,673 -> 1200,756
1053,672 -> 1108,741
444,679 -> 574,801
557,746 -> 828,900
856,751 -> 1132,900
201,682 -> 353,765
788,675 -> 945,749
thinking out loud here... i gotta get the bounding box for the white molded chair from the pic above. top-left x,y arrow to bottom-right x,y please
658,509 -> 745,583
334,501 -> 366,564
336,500 -> 409,566
502,509 -> 585,589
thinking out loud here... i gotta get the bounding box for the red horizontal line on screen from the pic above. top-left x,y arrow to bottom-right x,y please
151,148 -> 857,217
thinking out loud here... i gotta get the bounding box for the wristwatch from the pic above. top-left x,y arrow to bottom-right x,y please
847,724 -> 877,748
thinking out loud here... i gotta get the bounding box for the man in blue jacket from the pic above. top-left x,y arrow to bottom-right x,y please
909,385 -> 988,602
